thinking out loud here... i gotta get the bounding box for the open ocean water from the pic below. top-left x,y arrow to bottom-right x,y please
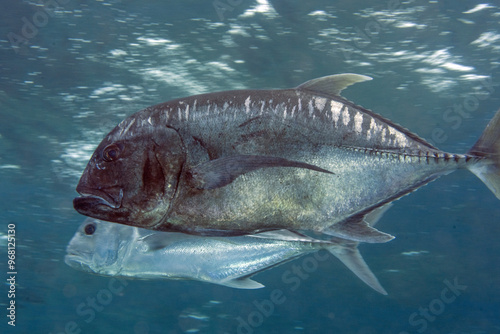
1,0 -> 500,333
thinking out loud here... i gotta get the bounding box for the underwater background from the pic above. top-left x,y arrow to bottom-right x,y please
1,0 -> 500,333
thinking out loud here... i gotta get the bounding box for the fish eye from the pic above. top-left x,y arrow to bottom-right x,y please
102,144 -> 122,162
84,223 -> 96,235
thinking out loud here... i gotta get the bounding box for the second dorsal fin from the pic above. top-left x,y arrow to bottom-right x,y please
296,73 -> 372,96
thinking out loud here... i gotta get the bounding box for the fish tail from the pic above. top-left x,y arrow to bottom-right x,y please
467,108 -> 500,199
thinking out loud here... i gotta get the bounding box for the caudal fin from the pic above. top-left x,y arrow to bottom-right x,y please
467,108 -> 500,199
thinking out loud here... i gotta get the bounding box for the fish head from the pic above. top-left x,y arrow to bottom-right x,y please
65,218 -> 133,274
73,113 -> 186,229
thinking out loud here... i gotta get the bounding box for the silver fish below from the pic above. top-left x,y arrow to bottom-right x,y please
65,214 -> 390,294
73,73 -> 500,242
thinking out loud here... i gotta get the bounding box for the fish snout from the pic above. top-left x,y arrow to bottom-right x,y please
73,185 -> 131,223
75,184 -> 123,208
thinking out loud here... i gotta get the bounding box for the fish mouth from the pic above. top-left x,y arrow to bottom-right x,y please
64,253 -> 93,272
64,252 -> 83,263
74,187 -> 124,210
64,254 -> 76,265
73,186 -> 133,223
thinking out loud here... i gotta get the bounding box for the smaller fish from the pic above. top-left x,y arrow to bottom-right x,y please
65,212 -> 390,294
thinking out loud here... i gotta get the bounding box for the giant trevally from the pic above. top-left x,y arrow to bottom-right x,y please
65,217 -> 388,294
73,74 -> 500,242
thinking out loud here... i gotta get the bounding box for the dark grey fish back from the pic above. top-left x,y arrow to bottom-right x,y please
146,88 -> 440,156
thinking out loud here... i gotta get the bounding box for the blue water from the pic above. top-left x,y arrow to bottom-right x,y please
1,1 -> 500,333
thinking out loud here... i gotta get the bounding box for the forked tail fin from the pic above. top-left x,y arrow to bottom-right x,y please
467,108 -> 500,199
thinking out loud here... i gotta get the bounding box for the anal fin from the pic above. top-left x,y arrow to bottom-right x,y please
326,204 -> 393,294
324,204 -> 394,243
327,241 -> 388,295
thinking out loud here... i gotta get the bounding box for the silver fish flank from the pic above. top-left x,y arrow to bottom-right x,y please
65,217 -> 388,294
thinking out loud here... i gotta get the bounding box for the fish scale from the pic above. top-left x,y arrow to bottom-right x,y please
157,92 -> 469,232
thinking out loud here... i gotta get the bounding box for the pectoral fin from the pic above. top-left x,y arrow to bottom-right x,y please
188,155 -> 333,190
250,229 -> 313,241
249,229 -> 331,243
139,232 -> 193,251
324,204 -> 394,243
221,278 -> 265,289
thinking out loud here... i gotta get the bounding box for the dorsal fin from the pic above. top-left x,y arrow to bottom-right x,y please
296,73 -> 372,96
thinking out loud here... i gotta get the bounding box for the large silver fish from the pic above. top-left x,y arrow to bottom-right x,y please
65,217 -> 388,294
73,74 -> 500,242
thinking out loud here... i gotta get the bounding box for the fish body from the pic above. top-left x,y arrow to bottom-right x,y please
65,218 -> 387,294
74,74 -> 500,242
